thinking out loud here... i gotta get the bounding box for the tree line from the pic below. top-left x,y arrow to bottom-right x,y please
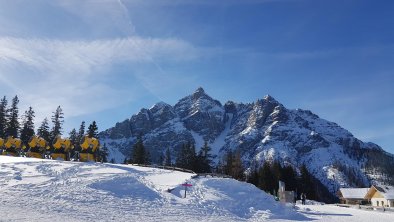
0,95 -> 108,161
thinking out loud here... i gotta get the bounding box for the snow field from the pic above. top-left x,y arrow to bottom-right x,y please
0,156 -> 393,221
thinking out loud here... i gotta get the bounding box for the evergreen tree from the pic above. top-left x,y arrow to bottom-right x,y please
259,161 -> 276,194
77,121 -> 85,141
20,107 -> 35,145
50,106 -> 64,141
7,95 -> 20,137
197,141 -> 213,173
165,147 -> 172,166
87,121 -> 98,138
131,136 -> 146,164
176,142 -> 197,171
231,152 -> 244,180
224,149 -> 233,175
299,164 -> 316,200
0,96 -> 8,138
247,163 -> 260,187
281,165 -> 298,192
37,118 -> 51,142
176,143 -> 187,168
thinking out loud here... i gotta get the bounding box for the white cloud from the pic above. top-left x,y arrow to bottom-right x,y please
0,37 -> 200,123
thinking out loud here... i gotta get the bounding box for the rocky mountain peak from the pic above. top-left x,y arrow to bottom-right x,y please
100,88 -> 394,196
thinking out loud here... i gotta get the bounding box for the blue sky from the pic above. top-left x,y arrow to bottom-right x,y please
0,0 -> 393,153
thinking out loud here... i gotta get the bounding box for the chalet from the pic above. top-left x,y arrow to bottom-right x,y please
337,188 -> 369,205
364,185 -> 394,208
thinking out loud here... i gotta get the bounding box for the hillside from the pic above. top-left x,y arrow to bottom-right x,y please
99,88 -> 394,195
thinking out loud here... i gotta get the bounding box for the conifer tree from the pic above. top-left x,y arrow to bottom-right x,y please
87,121 -> 98,138
165,147 -> 172,166
20,107 -> 35,145
299,164 -> 316,200
7,96 -> 20,137
224,149 -> 233,175
132,136 -> 146,164
0,96 -> 8,138
231,152 -> 244,180
77,121 -> 85,141
37,118 -> 51,142
259,161 -> 276,194
50,106 -> 64,141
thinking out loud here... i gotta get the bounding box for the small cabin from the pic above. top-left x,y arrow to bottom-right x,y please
337,188 -> 369,205
364,185 -> 394,208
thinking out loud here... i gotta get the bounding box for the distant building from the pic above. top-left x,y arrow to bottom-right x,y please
337,188 -> 369,205
278,181 -> 295,203
364,185 -> 394,208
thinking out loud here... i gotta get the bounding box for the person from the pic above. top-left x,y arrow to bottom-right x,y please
301,193 -> 306,205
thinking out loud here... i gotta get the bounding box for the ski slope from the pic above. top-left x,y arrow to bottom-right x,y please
0,156 -> 392,221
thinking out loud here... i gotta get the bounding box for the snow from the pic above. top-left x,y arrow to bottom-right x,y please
190,130 -> 205,150
210,113 -> 233,157
339,188 -> 370,199
2,156 -> 393,222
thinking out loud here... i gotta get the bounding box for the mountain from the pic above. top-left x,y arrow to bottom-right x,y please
99,88 -> 394,195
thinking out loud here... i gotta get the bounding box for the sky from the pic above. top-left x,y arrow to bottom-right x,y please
0,0 -> 393,153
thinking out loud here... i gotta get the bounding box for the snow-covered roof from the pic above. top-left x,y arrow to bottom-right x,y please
374,185 -> 394,200
339,188 -> 369,199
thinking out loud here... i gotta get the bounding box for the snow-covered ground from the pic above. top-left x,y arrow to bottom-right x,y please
0,156 -> 392,221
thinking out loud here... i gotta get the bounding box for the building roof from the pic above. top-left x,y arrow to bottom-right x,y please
339,188 -> 370,199
374,185 -> 394,199
364,185 -> 394,200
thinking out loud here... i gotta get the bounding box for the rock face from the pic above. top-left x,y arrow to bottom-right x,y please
99,88 -> 394,193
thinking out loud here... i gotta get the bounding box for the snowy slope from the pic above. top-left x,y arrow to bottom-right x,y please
1,156 -> 393,222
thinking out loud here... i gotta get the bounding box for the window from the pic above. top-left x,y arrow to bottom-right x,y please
381,201 -> 384,207
377,201 -> 379,206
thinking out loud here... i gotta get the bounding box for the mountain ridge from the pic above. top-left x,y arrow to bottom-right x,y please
99,88 -> 394,195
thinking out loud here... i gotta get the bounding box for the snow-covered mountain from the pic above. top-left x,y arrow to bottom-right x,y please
99,87 -> 394,193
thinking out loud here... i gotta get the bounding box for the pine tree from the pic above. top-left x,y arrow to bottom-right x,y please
6,96 -> 20,137
299,164 -> 316,200
77,121 -> 85,141
20,107 -> 35,145
87,121 -> 98,138
259,161 -> 276,194
165,147 -> 172,166
131,136 -> 146,164
231,152 -> 244,180
0,96 -> 8,138
198,141 -> 213,173
176,143 -> 189,169
37,118 -> 51,142
247,162 -> 260,187
281,165 -> 297,192
224,149 -> 233,175
50,106 -> 64,141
